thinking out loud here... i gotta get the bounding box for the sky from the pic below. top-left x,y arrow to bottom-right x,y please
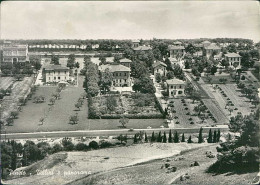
1,1 -> 260,42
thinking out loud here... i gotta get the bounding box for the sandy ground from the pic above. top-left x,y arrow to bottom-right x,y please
4,143 -> 209,185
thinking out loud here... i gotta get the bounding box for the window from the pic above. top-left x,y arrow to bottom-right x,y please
116,73 -> 118,76
125,73 -> 126,76
58,77 -> 60,80
171,85 -> 173,89
119,73 -> 121,76
178,91 -> 183,94
174,86 -> 176,89
125,79 -> 127,82
54,77 -> 56,80
65,71 -> 67,74
179,85 -> 182,88
54,71 -> 56,74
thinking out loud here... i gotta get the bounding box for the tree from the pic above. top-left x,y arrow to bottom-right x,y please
151,131 -> 156,142
220,59 -> 229,68
89,141 -> 99,149
51,55 -> 59,65
133,76 -> 155,94
219,78 -> 227,84
155,73 -> 162,83
6,117 -> 14,125
18,97 -> 26,106
207,129 -> 213,143
157,131 -> 162,142
10,111 -> 18,119
174,131 -> 179,143
181,133 -> 185,142
119,117 -> 129,128
11,148 -> 17,170
168,130 -> 173,143
75,102 -> 81,111
187,135 -> 193,143
67,54 -> 75,69
134,134 -> 138,143
190,91 -> 201,103
216,129 -> 221,142
49,98 -> 55,105
69,114 -> 79,124
163,132 -> 167,143
198,127 -> 203,143
144,133 -> 148,142
213,130 -> 217,143
194,104 -> 207,116
99,68 -> 113,93
166,71 -> 175,79
62,138 -> 74,151
39,117 -> 44,125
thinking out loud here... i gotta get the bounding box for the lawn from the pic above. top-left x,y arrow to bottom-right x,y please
0,77 -> 14,90
5,76 -> 165,133
201,74 -> 235,84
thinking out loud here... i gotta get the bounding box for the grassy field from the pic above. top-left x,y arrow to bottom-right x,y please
5,76 -> 165,133
0,77 -> 14,90
201,74 -> 235,84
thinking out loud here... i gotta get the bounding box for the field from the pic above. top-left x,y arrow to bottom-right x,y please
1,77 -> 34,121
169,99 -> 215,128
4,76 -> 165,133
201,74 -> 234,84
5,143 -> 212,185
0,77 -> 14,90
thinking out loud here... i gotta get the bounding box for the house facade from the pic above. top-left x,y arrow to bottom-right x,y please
166,79 -> 186,98
168,45 -> 185,58
204,43 -> 221,59
224,53 -> 241,69
2,43 -> 28,64
99,64 -> 131,87
119,58 -> 132,68
43,65 -> 70,83
152,61 -> 167,76
132,40 -> 140,48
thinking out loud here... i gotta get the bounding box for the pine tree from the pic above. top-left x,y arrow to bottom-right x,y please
151,131 -> 156,142
168,130 -> 173,143
198,127 -> 203,143
22,149 -> 27,166
207,129 -> 213,143
216,129 -> 221,142
157,131 -> 162,142
213,130 -> 217,143
163,132 -> 167,143
174,131 -> 179,143
181,133 -> 185,142
134,134 -> 138,143
144,132 -> 148,142
188,135 -> 192,143
11,148 -> 17,170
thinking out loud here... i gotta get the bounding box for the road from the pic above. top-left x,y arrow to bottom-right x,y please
1,126 -> 229,140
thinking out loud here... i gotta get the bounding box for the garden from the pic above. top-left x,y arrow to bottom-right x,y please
88,92 -> 163,119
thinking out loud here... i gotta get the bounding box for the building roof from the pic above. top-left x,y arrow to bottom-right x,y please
133,46 -> 152,51
169,57 -> 178,62
132,39 -> 140,43
152,61 -> 167,68
224,53 -> 241,58
204,44 -> 221,50
99,64 -> 131,72
173,41 -> 182,45
119,58 -> 132,63
202,40 -> 211,44
44,65 -> 69,71
168,45 -> 185,50
166,79 -> 186,85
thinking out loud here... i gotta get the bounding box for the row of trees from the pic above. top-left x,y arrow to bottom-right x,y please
133,128 -> 221,144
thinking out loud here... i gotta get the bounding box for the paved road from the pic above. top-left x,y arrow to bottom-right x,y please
1,126 -> 229,140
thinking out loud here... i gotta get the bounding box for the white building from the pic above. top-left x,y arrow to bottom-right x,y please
43,65 -> 70,83
166,78 -> 186,98
224,53 -> 241,69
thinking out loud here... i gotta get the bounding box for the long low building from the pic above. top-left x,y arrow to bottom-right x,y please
42,65 -> 70,83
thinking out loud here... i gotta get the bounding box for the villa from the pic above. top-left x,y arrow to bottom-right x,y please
152,61 -> 167,76
224,53 -> 241,69
42,65 -> 70,83
166,78 -> 186,98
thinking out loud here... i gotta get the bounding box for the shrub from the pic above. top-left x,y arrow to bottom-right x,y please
100,141 -> 114,148
190,122 -> 194,124
241,75 -> 246,80
89,141 -> 99,149
186,112 -> 190,115
75,143 -> 88,151
62,138 -> 74,151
